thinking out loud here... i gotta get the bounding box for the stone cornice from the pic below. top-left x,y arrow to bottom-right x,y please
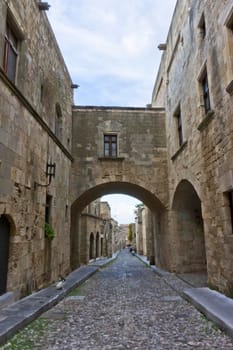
98,157 -> 125,161
73,105 -> 165,113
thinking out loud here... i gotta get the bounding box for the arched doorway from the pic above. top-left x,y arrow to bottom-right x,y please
172,180 -> 206,273
96,232 -> 100,258
89,233 -> 94,260
0,215 -> 10,295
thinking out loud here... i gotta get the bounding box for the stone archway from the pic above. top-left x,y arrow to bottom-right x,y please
0,215 -> 11,295
171,180 -> 207,273
71,181 -> 167,269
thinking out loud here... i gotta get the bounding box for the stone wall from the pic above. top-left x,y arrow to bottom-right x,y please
70,106 -> 169,269
71,107 -> 168,208
152,0 -> 233,293
0,0 -> 73,297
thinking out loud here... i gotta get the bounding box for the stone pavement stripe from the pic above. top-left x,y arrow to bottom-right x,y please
1,251 -> 233,347
0,264 -> 102,345
136,252 -> 233,339
0,294 -> 15,311
183,287 -> 233,338
14,249 -> 232,349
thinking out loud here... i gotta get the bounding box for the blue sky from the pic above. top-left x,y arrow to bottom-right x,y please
47,0 -> 176,107
47,0 -> 177,223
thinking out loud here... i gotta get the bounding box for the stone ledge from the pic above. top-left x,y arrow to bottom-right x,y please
197,110 -> 215,131
98,157 -> 125,161
183,287 -> 233,338
171,141 -> 188,161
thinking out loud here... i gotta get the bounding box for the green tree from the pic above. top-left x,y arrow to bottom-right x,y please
135,203 -> 144,209
128,223 -> 134,242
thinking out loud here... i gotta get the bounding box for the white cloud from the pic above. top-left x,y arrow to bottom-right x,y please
47,0 -> 177,106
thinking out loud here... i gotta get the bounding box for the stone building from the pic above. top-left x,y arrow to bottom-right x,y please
100,202 -> 113,258
118,224 -> 128,248
0,0 -> 73,298
112,220 -> 125,252
79,199 -> 119,264
1,0 -> 233,300
70,106 -> 168,273
135,205 -> 147,256
80,200 -> 103,263
152,0 -> 233,294
135,205 -> 156,263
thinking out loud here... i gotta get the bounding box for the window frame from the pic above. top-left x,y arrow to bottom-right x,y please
104,134 -> 118,158
228,191 -> 233,231
55,103 -> 62,140
224,7 -> 233,94
202,72 -> 211,114
45,194 -> 52,224
3,22 -> 19,82
198,64 -> 211,116
174,104 -> 183,148
198,13 -> 206,40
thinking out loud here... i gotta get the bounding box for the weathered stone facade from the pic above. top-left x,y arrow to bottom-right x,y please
1,0 -> 233,299
70,106 -> 169,270
152,0 -> 233,294
79,199 -> 121,264
0,0 -> 73,298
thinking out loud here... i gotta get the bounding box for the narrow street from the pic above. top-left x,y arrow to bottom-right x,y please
2,250 -> 233,350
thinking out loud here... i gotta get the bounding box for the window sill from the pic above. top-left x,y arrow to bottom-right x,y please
197,110 -> 214,131
98,157 -> 125,161
171,140 -> 188,161
226,80 -> 233,95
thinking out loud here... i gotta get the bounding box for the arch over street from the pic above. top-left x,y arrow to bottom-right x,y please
70,181 -> 167,269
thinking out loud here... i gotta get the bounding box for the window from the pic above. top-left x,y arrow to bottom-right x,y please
202,72 -> 211,114
3,23 -> 18,82
198,14 -> 206,39
45,195 -> 52,224
225,7 -> 233,94
227,20 -> 233,33
174,105 -> 183,147
55,103 -> 62,139
104,134 -> 117,157
65,205 -> 68,223
225,7 -> 233,33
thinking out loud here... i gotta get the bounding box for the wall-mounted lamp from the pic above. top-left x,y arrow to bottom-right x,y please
34,161 -> 56,189
71,84 -> 80,89
46,161 -> 56,184
38,2 -> 50,11
158,43 -> 167,51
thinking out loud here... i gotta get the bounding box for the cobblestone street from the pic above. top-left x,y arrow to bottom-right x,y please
2,250 -> 233,350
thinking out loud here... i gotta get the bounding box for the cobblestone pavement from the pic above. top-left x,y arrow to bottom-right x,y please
2,250 -> 233,350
